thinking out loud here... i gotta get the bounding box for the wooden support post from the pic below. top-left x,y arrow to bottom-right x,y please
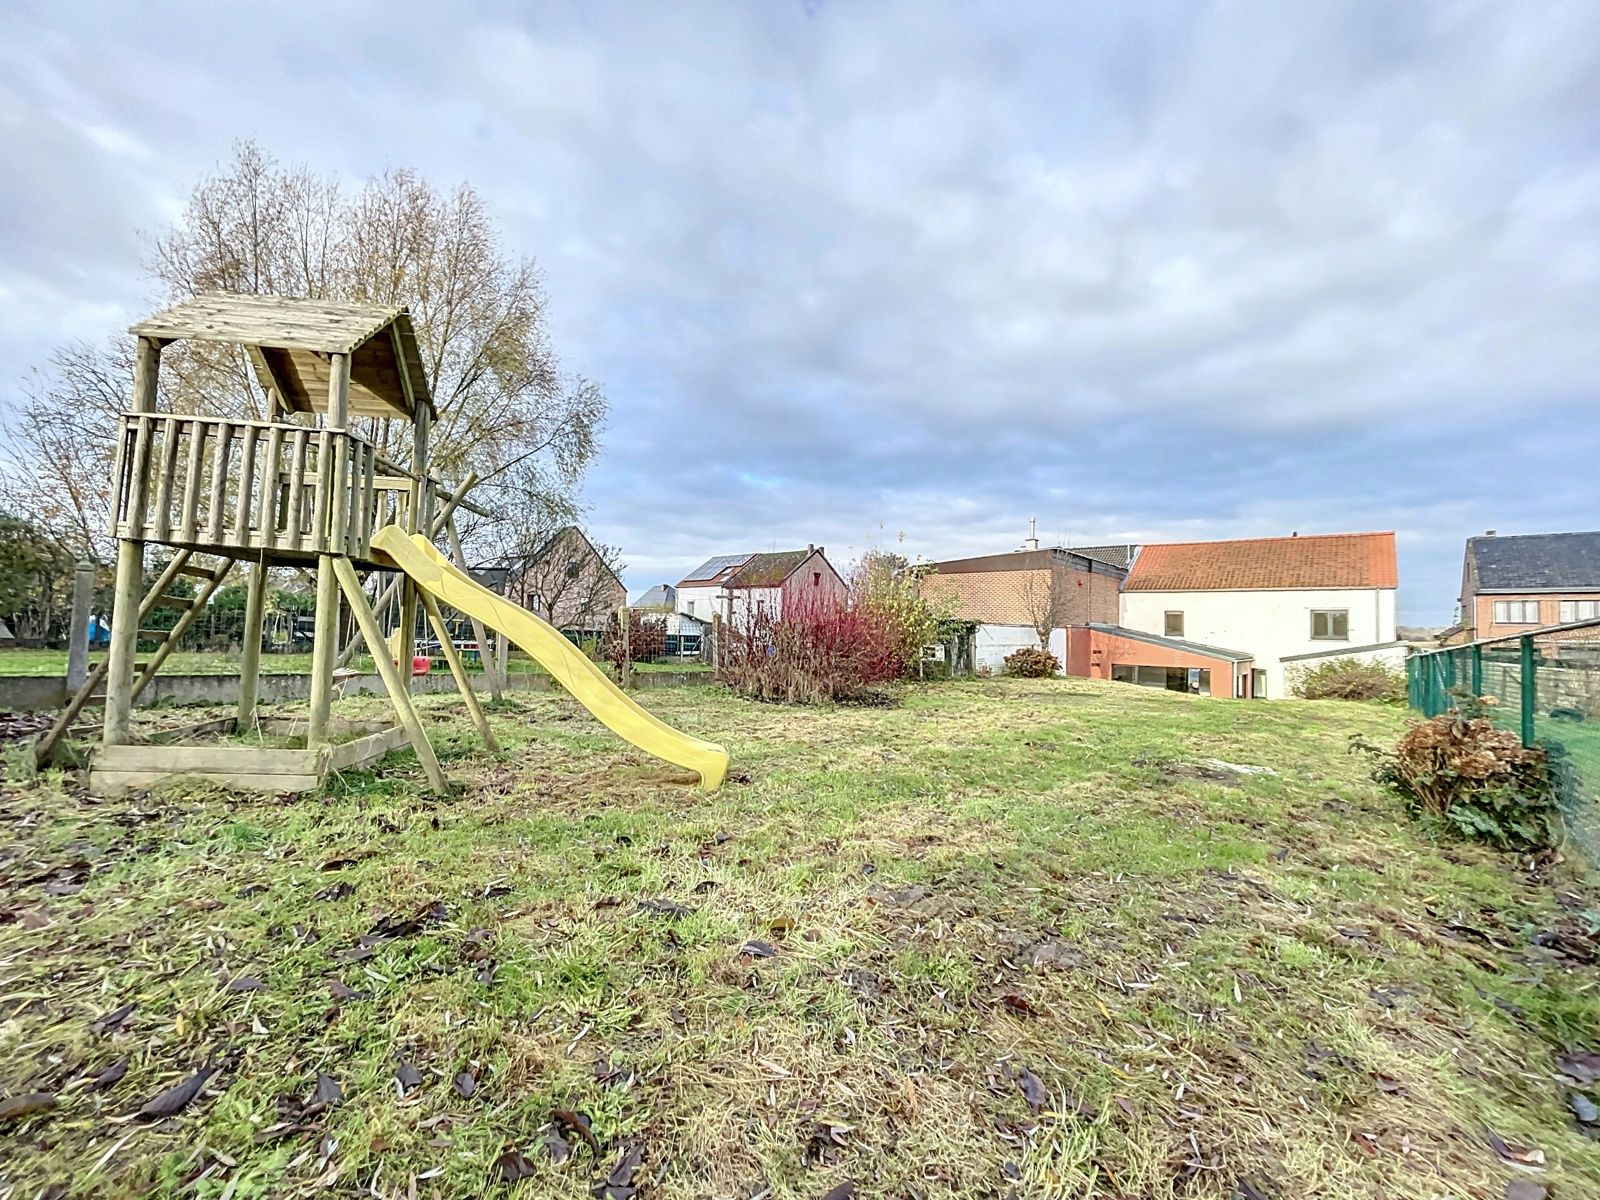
332,556 -> 447,793
619,604 -> 632,689
66,560 -> 95,692
396,408 -> 428,694
237,560 -> 268,725
446,512 -> 503,702
418,588 -> 499,752
310,353 -> 351,747
103,337 -> 160,747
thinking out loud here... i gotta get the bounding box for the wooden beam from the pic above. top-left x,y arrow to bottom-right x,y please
331,556 -> 447,793
237,561 -> 268,725
418,587 -> 499,752
447,510 -> 504,702
103,337 -> 160,746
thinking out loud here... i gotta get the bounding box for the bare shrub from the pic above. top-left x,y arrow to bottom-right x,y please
1290,657 -> 1406,704
717,597 -> 903,705
1003,647 -> 1059,678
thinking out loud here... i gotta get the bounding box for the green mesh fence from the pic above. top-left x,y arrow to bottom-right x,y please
1407,627 -> 1600,859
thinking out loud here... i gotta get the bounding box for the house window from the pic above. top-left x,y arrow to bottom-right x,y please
813,572 -> 821,586
1310,610 -> 1349,640
686,600 -> 695,617
1493,600 -> 1540,625
1164,611 -> 1184,637
1559,600 -> 1600,623
1252,669 -> 1267,699
566,562 -> 581,579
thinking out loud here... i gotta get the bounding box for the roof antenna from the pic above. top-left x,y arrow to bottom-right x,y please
1023,517 -> 1039,552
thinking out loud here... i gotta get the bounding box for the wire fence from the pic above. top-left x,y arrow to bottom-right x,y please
1408,620 -> 1600,858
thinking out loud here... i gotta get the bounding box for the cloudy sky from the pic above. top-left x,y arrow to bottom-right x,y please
2,1 -> 1597,623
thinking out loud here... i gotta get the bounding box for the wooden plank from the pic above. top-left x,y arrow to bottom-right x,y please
327,724 -> 411,772
311,431 -> 333,549
92,769 -> 324,795
95,742 -> 323,774
206,422 -> 233,542
130,294 -> 401,354
232,425 -> 260,546
308,556 -> 339,748
285,429 -> 308,551
331,555 -> 446,793
259,425 -> 284,549
143,716 -> 239,743
148,416 -> 182,542
122,415 -> 155,540
177,421 -> 208,543
419,587 -> 499,752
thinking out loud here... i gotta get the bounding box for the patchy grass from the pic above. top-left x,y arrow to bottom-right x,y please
2,678 -> 1598,1199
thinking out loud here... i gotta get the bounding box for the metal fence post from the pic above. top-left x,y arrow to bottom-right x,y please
1520,635 -> 1535,747
1470,644 -> 1482,699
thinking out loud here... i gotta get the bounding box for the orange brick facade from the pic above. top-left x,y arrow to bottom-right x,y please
1064,628 -> 1251,698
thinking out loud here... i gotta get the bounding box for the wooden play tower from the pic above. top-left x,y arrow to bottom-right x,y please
39,293 -> 499,794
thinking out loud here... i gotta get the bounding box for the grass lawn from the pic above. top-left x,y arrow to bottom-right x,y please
2,678 -> 1598,1199
0,648 -> 710,678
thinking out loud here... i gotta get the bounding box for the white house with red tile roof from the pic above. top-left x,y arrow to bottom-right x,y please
1119,532 -> 1401,698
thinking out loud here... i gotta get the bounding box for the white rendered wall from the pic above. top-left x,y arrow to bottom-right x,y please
1120,588 -> 1396,698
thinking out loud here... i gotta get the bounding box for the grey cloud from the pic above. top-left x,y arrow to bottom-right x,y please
1,0 -> 1596,623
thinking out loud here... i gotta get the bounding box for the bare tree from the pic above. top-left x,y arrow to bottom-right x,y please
1019,568 -> 1065,652
2,140 -> 605,559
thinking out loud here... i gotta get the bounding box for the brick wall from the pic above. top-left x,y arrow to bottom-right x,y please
921,559 -> 1122,627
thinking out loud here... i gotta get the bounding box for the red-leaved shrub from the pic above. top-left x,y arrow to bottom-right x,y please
717,596 -> 903,704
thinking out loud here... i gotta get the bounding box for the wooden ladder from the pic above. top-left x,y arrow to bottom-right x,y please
34,551 -> 237,767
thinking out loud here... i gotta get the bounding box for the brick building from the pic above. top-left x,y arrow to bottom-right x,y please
920,546 -> 1128,672
1451,530 -> 1600,645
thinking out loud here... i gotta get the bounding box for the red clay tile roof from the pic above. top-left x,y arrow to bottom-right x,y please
1125,532 -> 1397,592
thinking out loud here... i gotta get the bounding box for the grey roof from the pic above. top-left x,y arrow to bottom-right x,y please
679,553 -> 753,585
1063,544 -> 1138,569
1469,531 -> 1600,592
1280,640 -> 1407,663
1086,623 -> 1254,663
634,584 -> 676,608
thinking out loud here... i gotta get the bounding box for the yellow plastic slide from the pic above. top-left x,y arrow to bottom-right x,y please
372,526 -> 728,789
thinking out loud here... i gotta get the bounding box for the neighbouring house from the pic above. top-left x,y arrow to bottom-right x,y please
1116,531 -> 1401,698
1453,530 -> 1600,645
633,583 -> 708,658
920,546 -> 1127,673
503,526 -> 626,640
675,546 -> 846,629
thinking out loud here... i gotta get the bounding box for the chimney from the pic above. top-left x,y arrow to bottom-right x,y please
807,543 -> 814,553
1023,517 -> 1040,552
1485,529 -> 1497,537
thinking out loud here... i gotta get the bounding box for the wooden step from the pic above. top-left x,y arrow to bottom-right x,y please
136,629 -> 171,641
154,592 -> 196,609
173,563 -> 213,580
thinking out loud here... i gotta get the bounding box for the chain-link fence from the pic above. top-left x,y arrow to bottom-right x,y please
1408,621 -> 1600,858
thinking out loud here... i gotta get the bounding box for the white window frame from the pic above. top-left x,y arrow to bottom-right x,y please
1493,600 -> 1540,625
1310,609 -> 1349,641
1559,599 -> 1600,623
1164,610 -> 1184,638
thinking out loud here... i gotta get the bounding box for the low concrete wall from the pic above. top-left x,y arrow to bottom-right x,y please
0,669 -> 709,713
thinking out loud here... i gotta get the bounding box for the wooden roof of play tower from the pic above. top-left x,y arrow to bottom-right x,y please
131,293 -> 435,421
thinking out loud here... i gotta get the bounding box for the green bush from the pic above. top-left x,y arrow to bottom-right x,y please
1003,647 -> 1059,678
1351,713 -> 1560,851
1290,656 -> 1406,704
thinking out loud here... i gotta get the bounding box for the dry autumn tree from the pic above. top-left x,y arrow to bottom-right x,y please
1018,565 -> 1066,652
2,140 -> 606,561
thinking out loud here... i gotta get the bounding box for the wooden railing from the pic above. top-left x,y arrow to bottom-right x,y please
110,414 -> 381,559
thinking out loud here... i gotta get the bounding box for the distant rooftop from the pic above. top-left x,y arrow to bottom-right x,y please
1125,532 -> 1397,592
1467,531 -> 1600,592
